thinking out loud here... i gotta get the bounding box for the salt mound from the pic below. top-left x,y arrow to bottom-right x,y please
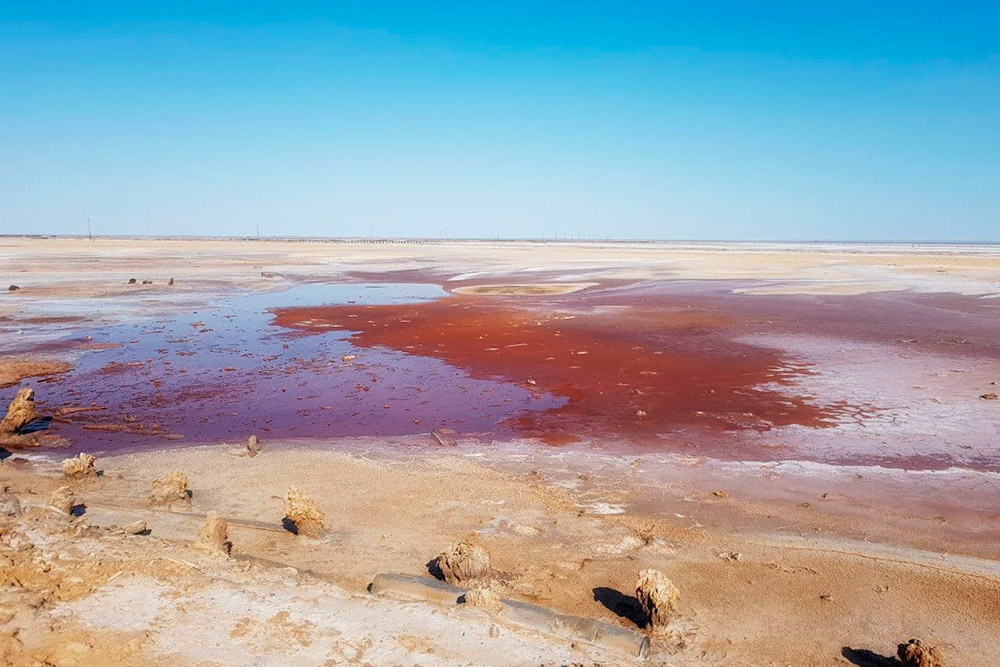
437,542 -> 490,585
150,471 -> 190,505
63,453 -> 97,479
635,569 -> 680,629
283,488 -> 325,537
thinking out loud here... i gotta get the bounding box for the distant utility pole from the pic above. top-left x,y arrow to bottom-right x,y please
87,218 -> 93,241
256,224 -> 260,240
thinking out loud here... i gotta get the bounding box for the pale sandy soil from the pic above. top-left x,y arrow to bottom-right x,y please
1,237 -> 999,665
2,443 -> 998,666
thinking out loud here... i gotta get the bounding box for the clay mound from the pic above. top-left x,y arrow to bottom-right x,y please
283,488 -> 325,537
62,453 -> 97,479
49,486 -> 76,514
635,569 -> 680,629
437,542 -> 490,585
246,434 -> 261,457
193,511 -> 231,557
1,387 -> 41,434
898,639 -> 946,667
464,584 -> 503,612
150,471 -> 190,505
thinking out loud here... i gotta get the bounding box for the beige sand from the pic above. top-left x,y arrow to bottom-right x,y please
1,444 -> 997,665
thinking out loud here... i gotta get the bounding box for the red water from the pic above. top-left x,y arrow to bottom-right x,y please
271,294 -> 851,447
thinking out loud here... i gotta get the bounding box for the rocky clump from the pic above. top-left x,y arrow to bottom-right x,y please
283,488 -> 325,537
193,511 -> 231,557
635,569 -> 680,630
437,542 -> 490,585
121,520 -> 147,535
150,471 -> 190,505
0,490 -> 22,517
981,392 -> 998,401
8,284 -> 19,291
127,278 -> 137,284
1,388 -> 41,434
246,434 -> 261,457
464,583 -> 503,612
49,486 -> 76,514
62,453 -> 97,479
898,639 -> 946,667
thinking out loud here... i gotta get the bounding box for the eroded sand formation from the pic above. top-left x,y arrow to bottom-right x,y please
62,453 -> 97,479
0,388 -> 40,434
635,569 -> 680,629
193,511 -> 231,557
48,486 -> 75,515
149,471 -> 190,505
283,488 -> 325,537
898,639 -> 947,667
437,542 -> 491,585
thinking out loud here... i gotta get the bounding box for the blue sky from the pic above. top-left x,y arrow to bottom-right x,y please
1,2 -> 997,240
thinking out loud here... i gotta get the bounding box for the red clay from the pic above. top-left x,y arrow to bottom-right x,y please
272,296 -> 848,444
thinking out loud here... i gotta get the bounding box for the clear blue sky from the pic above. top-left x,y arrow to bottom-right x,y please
1,2 -> 997,240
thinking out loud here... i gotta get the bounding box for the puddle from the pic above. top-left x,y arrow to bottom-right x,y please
30,283 -> 564,452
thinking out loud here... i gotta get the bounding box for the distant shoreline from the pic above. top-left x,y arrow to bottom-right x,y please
2,233 -> 999,249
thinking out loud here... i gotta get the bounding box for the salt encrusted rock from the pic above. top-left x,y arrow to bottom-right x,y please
635,569 -> 680,629
464,583 -> 503,611
437,542 -> 490,585
62,453 -> 97,478
283,488 -> 325,537
246,434 -> 261,457
1,388 -> 41,434
150,470 -> 190,505
193,511 -> 231,556
121,520 -> 147,535
0,491 -> 22,517
49,486 -> 76,514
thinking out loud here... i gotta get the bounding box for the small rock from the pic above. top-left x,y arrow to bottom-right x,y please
127,278 -> 137,284
980,392 -> 998,401
49,486 -> 76,514
122,520 -> 147,535
246,434 -> 261,457
636,569 -> 680,629
1,388 -> 41,434
141,280 -> 152,285
150,470 -> 190,505
283,488 -> 325,537
62,453 -> 97,478
168,277 -> 175,286
437,542 -> 490,584
341,355 -> 358,362
712,490 -> 729,498
8,285 -> 19,291
0,491 -> 22,517
465,584 -> 503,612
897,638 -> 946,667
193,511 -> 231,556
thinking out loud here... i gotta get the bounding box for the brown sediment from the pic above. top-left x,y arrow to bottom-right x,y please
271,296 -> 850,444
0,358 -> 72,388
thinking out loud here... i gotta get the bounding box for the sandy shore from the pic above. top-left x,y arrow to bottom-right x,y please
3,441 -> 999,665
1,237 -> 999,664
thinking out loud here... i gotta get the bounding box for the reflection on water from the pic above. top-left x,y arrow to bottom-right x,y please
37,283 -> 564,452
